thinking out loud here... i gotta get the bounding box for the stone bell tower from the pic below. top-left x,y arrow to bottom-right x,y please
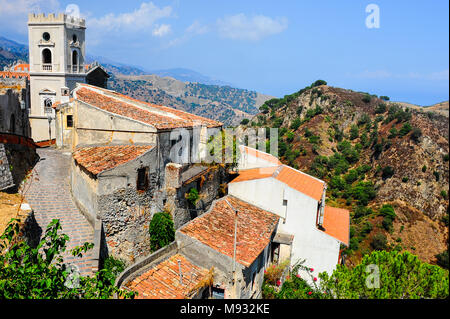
27,13 -> 86,143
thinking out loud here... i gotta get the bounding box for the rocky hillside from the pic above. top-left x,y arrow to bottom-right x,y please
249,81 -> 449,267
108,73 -> 273,126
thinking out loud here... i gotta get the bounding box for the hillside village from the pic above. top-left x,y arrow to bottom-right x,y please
0,12 -> 353,299
0,11 -> 448,301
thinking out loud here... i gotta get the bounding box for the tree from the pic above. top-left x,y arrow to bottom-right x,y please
0,218 -> 135,299
240,118 -> 249,125
319,250 -> 449,298
149,212 -> 175,252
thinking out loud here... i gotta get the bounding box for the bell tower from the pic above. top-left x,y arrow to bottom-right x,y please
27,13 -> 86,143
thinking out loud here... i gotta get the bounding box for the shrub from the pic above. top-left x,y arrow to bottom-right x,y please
344,169 -> 359,184
433,171 -> 440,182
264,259 -> 290,285
380,96 -> 390,101
441,190 -> 448,200
382,166 -> 394,179
370,233 -> 387,250
354,206 -> 373,219
436,251 -> 449,269
286,131 -> 295,142
379,204 -> 396,231
444,154 -> 449,162
357,114 -> 371,126
312,79 -> 327,87
402,177 -> 409,183
149,212 -> 175,252
410,127 -> 422,141
0,219 -> 135,299
375,103 -> 387,114
240,118 -> 249,125
349,124 -> 359,140
399,122 -> 412,136
362,94 -> 372,103
319,250 -> 449,298
422,165 -> 427,172
290,117 -> 302,130
186,187 -> 200,206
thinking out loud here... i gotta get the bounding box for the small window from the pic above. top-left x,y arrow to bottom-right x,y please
66,115 -> 73,128
137,167 -> 149,191
72,34 -> 77,42
43,32 -> 50,41
211,287 -> 225,299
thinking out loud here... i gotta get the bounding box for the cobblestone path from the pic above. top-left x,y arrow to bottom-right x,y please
23,147 -> 95,276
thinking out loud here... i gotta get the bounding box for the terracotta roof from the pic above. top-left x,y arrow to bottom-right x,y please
322,206 -> 350,246
75,84 -> 222,130
0,71 -> 29,79
13,64 -> 29,72
73,144 -> 154,176
125,254 -> 210,299
180,195 -> 279,267
230,164 -> 325,201
239,145 -> 282,166
275,166 -> 325,201
230,166 -> 278,183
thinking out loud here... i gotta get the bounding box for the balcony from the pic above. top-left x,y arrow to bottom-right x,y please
69,64 -> 85,74
42,64 -> 52,71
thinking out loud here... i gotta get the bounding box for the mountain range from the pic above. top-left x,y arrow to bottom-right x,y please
0,35 -> 271,124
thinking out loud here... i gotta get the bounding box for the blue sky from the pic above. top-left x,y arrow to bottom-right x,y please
1,0 -> 448,105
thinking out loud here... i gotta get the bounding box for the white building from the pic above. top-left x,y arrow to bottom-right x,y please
229,147 -> 350,280
27,13 -> 87,143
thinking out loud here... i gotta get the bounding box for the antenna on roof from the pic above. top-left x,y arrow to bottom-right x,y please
224,198 -> 238,283
177,259 -> 183,285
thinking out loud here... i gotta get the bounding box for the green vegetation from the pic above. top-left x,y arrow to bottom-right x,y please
379,204 -> 396,231
381,166 -> 395,179
240,118 -> 249,125
149,212 -> 175,252
0,219 -> 135,299
436,251 -> 449,269
264,251 -> 449,299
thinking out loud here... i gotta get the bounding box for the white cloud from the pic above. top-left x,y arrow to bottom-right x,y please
165,21 -> 209,48
0,0 -> 60,33
152,24 -> 171,37
216,13 -> 288,41
88,2 -> 172,33
186,20 -> 209,35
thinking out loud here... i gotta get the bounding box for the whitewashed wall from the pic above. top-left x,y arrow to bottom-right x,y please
228,178 -> 340,280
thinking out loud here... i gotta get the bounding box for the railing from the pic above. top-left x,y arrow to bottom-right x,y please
69,64 -> 85,74
42,64 -> 52,71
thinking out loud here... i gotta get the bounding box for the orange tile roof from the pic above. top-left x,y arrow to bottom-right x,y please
125,254 -> 210,299
240,145 -> 282,165
322,206 -> 350,246
75,84 -> 222,130
230,165 -> 325,201
230,166 -> 279,183
0,71 -> 29,79
180,195 -> 279,267
13,64 -> 29,72
73,144 -> 154,176
275,166 -> 325,201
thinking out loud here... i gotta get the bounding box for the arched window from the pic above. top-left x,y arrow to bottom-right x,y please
42,48 -> 52,64
44,98 -> 53,114
72,50 -> 78,66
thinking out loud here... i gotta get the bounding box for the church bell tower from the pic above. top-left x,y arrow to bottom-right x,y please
27,13 -> 86,143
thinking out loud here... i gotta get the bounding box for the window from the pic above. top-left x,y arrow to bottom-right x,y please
44,98 -> 53,114
66,115 -> 73,128
43,32 -> 50,41
42,48 -> 52,64
211,287 -> 225,299
72,34 -> 77,42
9,114 -> 15,133
137,167 -> 149,191
72,50 -> 78,65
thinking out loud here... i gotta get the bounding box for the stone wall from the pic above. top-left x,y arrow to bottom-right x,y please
165,164 -> 227,229
0,142 -> 37,192
0,77 -> 30,137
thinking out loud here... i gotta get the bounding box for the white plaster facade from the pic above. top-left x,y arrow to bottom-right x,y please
27,13 -> 86,142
